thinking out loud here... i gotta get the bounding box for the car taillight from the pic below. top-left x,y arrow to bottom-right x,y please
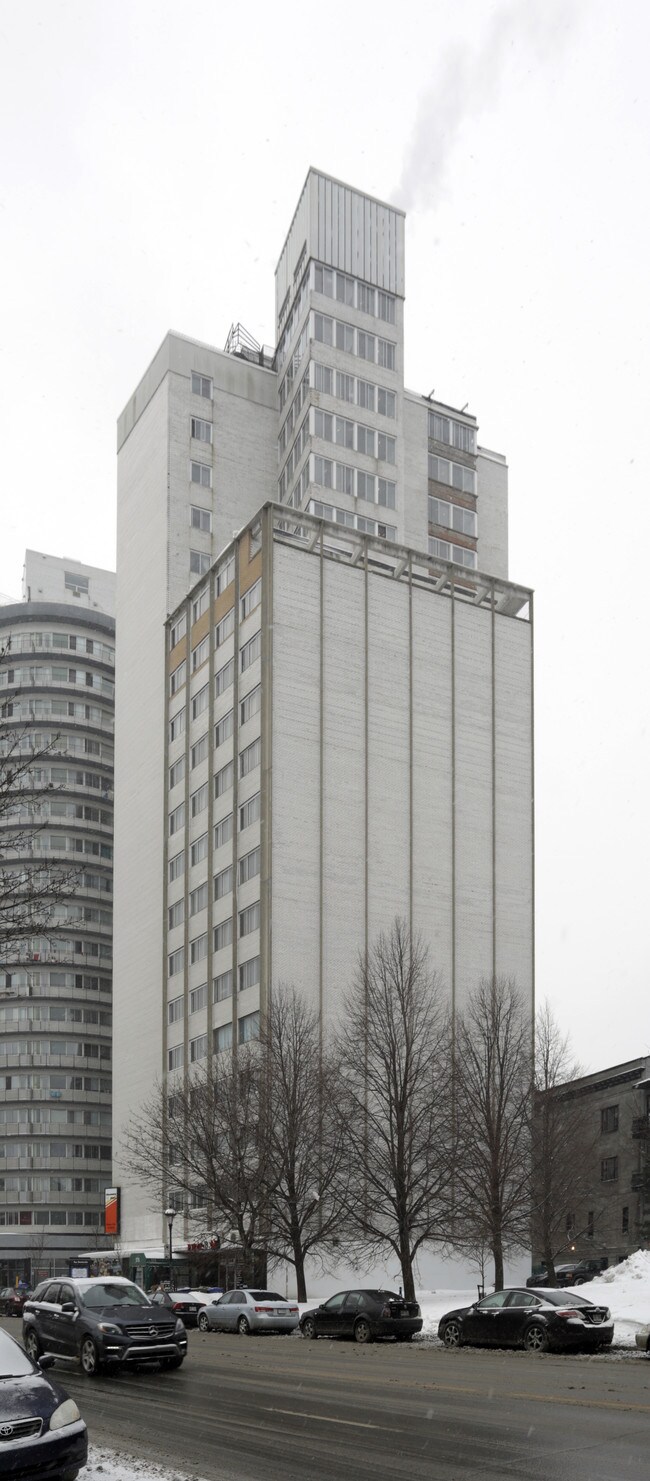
381,1304 -> 391,1317
254,1306 -> 269,1313
288,1307 -> 299,1314
556,1309 -> 581,1319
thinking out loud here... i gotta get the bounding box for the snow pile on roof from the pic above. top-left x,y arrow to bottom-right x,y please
85,1447 -> 209,1480
566,1249 -> 650,1346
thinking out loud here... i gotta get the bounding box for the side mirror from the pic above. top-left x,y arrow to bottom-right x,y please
38,1355 -> 56,1370
61,1302 -> 76,1314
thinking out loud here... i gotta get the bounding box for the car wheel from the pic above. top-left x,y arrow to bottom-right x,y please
24,1329 -> 42,1362
162,1355 -> 184,1369
441,1320 -> 462,1349
198,1312 -> 210,1332
237,1315 -> 251,1336
523,1323 -> 548,1353
301,1316 -> 318,1340
80,1335 -> 102,1376
353,1318 -> 372,1345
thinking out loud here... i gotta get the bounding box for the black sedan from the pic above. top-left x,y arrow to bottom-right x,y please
438,1287 -> 614,1353
150,1289 -> 204,1328
300,1289 -> 422,1344
0,1288 -> 32,1318
0,1325 -> 87,1479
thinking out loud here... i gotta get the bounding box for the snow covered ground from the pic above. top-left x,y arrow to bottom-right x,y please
84,1450 -> 209,1481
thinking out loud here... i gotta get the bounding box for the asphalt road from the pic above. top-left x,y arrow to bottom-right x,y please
3,1318 -> 650,1480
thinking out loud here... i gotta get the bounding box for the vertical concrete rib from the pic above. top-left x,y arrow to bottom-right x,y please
450,575 -> 456,1023
231,544 -> 241,1059
491,583 -> 497,983
408,555 -> 414,938
318,527 -> 325,1055
260,508 -> 274,1024
530,593 -> 536,1028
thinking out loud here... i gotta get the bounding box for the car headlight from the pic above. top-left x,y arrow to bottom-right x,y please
50,1398 -> 81,1431
175,1318 -> 186,1334
98,1321 -> 122,1335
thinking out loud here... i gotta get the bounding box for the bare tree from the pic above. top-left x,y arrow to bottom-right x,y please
453,976 -> 532,1290
531,1002 -> 598,1283
123,1048 -> 272,1285
260,985 -> 350,1301
337,918 -> 453,1302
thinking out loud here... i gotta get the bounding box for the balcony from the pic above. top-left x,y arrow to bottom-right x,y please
632,1117 -> 650,1138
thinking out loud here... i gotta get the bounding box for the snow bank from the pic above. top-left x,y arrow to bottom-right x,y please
566,1249 -> 650,1347
84,1448 -> 208,1481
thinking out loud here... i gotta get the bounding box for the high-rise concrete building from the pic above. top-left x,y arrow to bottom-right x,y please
0,553 -> 115,1284
114,170 -> 533,1271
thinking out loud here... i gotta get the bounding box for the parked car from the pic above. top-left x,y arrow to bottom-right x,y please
438,1287 -> 614,1353
150,1289 -> 205,1328
635,1325 -> 650,1355
0,1324 -> 87,1479
300,1289 -> 422,1344
197,1289 -> 299,1335
0,1286 -> 32,1317
22,1275 -> 188,1377
526,1260 -> 602,1289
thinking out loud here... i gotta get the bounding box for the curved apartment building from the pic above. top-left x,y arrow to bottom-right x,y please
0,553 -> 115,1285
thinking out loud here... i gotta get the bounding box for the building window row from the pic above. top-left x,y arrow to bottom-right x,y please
428,410 -> 476,454
1,632 -> 114,663
0,1074 -> 110,1094
278,371 -> 310,451
313,314 -> 396,372
0,665 -> 114,696
314,263 -> 396,324
428,538 -> 478,570
428,453 -> 476,496
309,500 -> 396,543
314,364 -> 396,419
428,496 -> 477,538
1,971 -> 111,997
0,1210 -> 104,1228
313,410 -> 396,463
276,270 -> 310,375
1,698 -> 113,728
311,459 -> 396,510
0,1004 -> 111,1026
278,320 -> 310,407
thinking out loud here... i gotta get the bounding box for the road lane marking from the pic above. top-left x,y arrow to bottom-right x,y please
262,1406 -> 403,1432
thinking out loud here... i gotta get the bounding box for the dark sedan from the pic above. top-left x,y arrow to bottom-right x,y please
0,1288 -> 32,1318
300,1289 -> 422,1344
438,1287 -> 614,1353
150,1289 -> 204,1328
0,1325 -> 87,1479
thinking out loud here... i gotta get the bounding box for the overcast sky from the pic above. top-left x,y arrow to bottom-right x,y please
1,0 -> 647,1070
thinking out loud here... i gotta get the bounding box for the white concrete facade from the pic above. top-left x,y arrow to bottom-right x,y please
113,169 -> 531,1258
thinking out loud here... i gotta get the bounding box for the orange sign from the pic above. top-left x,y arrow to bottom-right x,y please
104,1187 -> 120,1236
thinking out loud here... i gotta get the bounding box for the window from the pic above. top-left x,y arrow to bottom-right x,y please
190,933 -> 207,964
190,882 -> 208,916
168,947 -> 184,977
190,782 -> 208,817
240,686 -> 261,725
215,657 -> 234,696
240,580 -> 261,621
216,609 -> 235,647
192,586 -> 210,623
357,379 -> 375,411
313,455 -> 333,488
214,865 -> 233,901
170,614 -> 187,649
239,902 -> 260,937
314,363 -> 333,393
314,313 -> 334,345
428,537 -> 477,569
357,282 -> 375,314
429,411 -> 476,453
190,1034 -> 208,1062
314,264 -> 334,297
168,996 -> 183,1025
191,417 -> 212,443
191,462 -> 212,488
168,899 -> 184,930
169,756 -> 185,789
378,433 -> 396,464
356,425 -> 375,456
214,812 -> 233,850
64,572 -> 89,595
190,551 -> 211,577
190,506 -> 212,534
169,850 -> 185,883
239,846 -> 260,884
357,471 -> 376,503
601,1156 -> 618,1182
622,1205 -> 629,1234
429,496 -> 477,538
240,792 -> 260,830
215,710 -> 234,748
428,453 -> 476,496
215,1023 -> 232,1053
169,803 -> 185,836
378,291 -> 396,324
336,321 -> 355,353
357,331 -> 375,362
192,372 -> 212,398
190,833 -> 208,866
238,1011 -> 260,1044
601,1105 -> 619,1134
377,386 -> 396,418
587,1210 -> 594,1237
217,554 -> 235,595
239,956 -> 260,991
170,661 -> 186,697
213,969 -> 233,1002
213,918 -> 233,952
168,1045 -> 183,1071
378,479 -> 396,509
191,636 -> 209,672
191,734 -> 209,769
214,761 -> 233,799
377,338 -> 395,371
240,738 -> 260,777
241,632 -> 261,671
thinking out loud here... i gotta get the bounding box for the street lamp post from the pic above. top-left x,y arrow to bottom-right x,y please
164,1206 -> 176,1290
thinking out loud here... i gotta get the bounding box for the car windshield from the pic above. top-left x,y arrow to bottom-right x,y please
0,1329 -> 33,1377
77,1281 -> 152,1309
250,1291 -> 285,1302
542,1290 -> 592,1307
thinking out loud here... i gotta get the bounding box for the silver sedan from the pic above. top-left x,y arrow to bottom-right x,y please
197,1288 -> 300,1335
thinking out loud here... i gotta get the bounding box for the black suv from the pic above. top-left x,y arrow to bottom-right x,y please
22,1276 -> 188,1376
526,1260 -> 603,1289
